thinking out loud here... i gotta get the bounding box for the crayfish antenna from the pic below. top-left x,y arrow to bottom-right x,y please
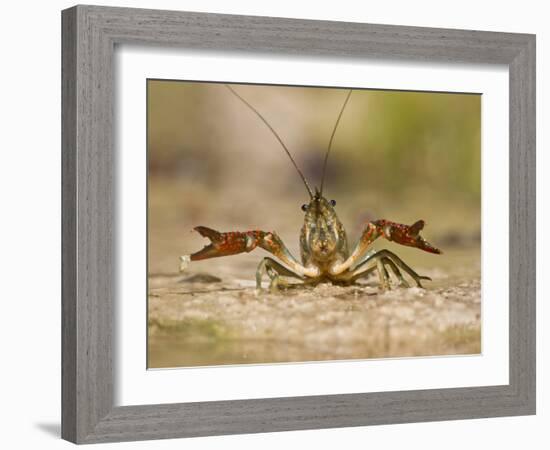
320,89 -> 353,195
224,84 -> 314,198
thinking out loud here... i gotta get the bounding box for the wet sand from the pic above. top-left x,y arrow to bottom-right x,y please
148,248 -> 481,368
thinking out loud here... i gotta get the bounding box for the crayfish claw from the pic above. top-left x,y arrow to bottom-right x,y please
194,226 -> 222,242
372,219 -> 442,255
189,226 -> 262,261
409,220 -> 425,237
190,243 -> 221,261
416,235 -> 442,255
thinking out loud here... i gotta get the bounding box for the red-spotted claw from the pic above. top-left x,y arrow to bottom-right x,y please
190,226 -> 266,261
372,219 -> 442,254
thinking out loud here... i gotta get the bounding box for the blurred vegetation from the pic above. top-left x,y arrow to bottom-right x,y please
148,81 -> 480,202
147,81 -> 481,274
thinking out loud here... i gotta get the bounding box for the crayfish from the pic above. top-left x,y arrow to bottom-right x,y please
180,85 -> 441,290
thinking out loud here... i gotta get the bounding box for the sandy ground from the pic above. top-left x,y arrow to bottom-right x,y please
148,247 -> 481,368
146,177 -> 482,369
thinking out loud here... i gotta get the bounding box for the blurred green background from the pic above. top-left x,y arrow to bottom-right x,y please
147,80 -> 481,275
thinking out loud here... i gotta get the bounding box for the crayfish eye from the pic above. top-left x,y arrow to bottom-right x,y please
301,204 -> 308,212
330,199 -> 336,207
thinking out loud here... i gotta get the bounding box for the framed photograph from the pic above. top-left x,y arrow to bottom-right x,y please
62,5 -> 535,444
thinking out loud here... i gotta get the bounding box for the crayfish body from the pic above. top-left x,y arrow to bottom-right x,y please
181,86 -> 441,290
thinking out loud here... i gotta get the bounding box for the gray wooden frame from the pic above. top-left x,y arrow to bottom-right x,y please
61,4 -> 536,444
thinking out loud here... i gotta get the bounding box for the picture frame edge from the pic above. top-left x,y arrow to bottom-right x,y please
61,5 -> 78,444
61,4 -> 536,444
